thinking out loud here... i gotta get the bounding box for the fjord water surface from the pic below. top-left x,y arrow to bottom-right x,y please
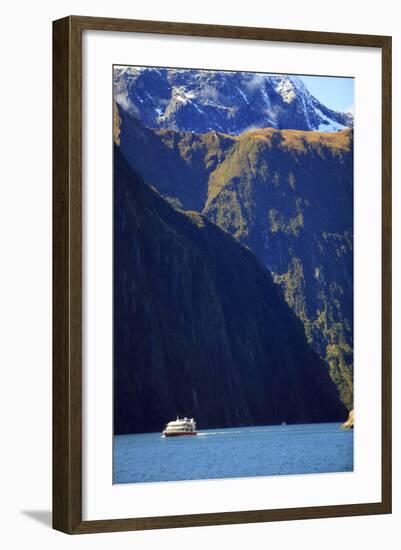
114,423 -> 353,484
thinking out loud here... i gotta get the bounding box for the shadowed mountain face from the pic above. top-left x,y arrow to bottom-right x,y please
114,146 -> 347,434
116,105 -> 354,410
114,67 -> 353,135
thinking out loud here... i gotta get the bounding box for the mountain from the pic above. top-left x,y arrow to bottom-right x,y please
114,66 -> 353,135
115,105 -> 354,410
113,144 -> 347,434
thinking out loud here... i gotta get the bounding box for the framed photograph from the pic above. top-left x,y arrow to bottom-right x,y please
53,16 -> 392,534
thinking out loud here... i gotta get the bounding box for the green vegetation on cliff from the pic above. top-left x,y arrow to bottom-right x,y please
116,104 -> 354,410
113,145 -> 348,433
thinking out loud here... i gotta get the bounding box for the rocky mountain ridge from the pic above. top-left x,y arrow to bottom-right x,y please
114,66 -> 353,135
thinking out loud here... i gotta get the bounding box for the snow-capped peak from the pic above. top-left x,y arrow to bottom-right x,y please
114,67 -> 353,135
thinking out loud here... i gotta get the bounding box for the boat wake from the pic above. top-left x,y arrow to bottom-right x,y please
197,426 -> 291,437
197,430 -> 243,437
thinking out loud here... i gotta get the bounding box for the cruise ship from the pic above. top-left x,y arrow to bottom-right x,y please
162,417 -> 198,437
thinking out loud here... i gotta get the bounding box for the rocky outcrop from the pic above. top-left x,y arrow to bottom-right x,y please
341,409 -> 354,429
113,145 -> 348,434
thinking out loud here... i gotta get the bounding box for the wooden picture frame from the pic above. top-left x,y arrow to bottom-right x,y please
53,15 -> 392,534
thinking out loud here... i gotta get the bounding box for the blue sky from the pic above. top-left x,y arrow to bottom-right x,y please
298,75 -> 354,114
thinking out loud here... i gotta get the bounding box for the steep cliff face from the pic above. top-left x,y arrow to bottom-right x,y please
114,145 -> 347,434
116,107 -> 354,410
204,128 -> 354,409
115,103 -> 234,211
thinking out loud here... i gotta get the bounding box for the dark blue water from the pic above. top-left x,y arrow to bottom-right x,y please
114,423 -> 353,484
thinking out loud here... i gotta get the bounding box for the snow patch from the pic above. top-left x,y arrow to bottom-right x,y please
236,86 -> 250,104
314,107 -> 346,132
275,78 -> 296,104
260,86 -> 272,108
317,121 -> 346,132
144,91 -> 155,104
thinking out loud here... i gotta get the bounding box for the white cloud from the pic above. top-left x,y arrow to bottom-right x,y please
115,95 -> 139,116
242,73 -> 267,92
201,84 -> 219,101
